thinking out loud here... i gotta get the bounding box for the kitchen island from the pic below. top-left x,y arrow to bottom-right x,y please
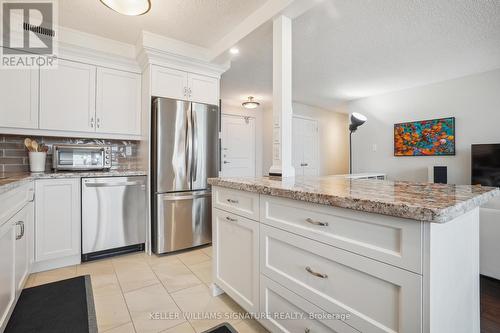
208,176 -> 499,333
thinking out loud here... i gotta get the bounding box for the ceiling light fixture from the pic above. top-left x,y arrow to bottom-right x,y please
242,96 -> 260,109
100,0 -> 151,16
229,47 -> 239,55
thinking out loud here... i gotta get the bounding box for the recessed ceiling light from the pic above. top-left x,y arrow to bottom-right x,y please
100,0 -> 151,16
229,48 -> 239,55
242,96 -> 260,109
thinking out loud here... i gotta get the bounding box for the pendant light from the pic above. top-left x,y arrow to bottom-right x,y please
242,96 -> 260,109
349,112 -> 367,174
100,0 -> 151,16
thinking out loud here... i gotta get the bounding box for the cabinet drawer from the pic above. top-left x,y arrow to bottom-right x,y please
260,275 -> 358,333
261,195 -> 422,273
0,182 -> 34,227
213,208 -> 259,313
261,225 -> 422,333
213,187 -> 259,220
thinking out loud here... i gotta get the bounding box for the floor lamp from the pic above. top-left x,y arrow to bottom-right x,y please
349,113 -> 367,174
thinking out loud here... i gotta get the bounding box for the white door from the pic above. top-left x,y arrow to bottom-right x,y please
187,73 -> 219,105
213,208 -> 260,313
293,117 -> 319,176
14,202 -> 33,292
221,115 -> 256,177
0,221 -> 15,332
35,179 -> 81,262
0,68 -> 39,129
151,65 -> 188,100
96,67 -> 141,135
39,59 -> 96,132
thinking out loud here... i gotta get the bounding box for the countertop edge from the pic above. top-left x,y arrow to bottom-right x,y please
208,178 -> 500,223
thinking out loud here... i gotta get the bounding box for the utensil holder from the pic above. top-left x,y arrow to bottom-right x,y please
29,152 -> 47,173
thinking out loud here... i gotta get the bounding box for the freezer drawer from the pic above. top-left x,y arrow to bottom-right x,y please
155,191 -> 212,254
82,177 -> 147,256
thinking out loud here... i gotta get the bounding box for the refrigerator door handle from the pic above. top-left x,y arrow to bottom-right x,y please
191,109 -> 199,182
186,106 -> 193,186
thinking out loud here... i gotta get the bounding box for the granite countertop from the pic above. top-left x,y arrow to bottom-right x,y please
208,176 -> 500,223
0,170 -> 148,195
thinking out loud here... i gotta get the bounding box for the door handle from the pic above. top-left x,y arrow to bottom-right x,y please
85,181 -> 143,187
223,161 -> 230,164
226,199 -> 239,204
225,216 -> 238,222
15,221 -> 24,240
191,109 -> 198,182
305,218 -> 329,227
305,266 -> 328,279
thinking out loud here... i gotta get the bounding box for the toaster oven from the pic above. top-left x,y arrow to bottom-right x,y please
53,144 -> 112,171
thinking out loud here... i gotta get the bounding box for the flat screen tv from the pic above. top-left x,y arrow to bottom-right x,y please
471,144 -> 500,187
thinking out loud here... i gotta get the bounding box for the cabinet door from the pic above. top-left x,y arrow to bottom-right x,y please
0,67 -> 39,129
96,67 -> 141,135
40,59 -> 96,132
188,73 -> 219,105
0,221 -> 15,331
14,202 -> 34,292
213,208 -> 259,313
35,179 -> 80,262
151,65 -> 188,100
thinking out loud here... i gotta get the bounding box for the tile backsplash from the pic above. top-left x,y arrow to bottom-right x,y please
0,134 -> 142,173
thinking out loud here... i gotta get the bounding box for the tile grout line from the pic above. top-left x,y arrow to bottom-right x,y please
146,255 -> 199,333
110,259 -> 139,333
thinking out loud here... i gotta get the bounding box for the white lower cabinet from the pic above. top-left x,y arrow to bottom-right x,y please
260,224 -> 422,333
260,275 -> 358,333
0,221 -> 15,332
14,202 -> 34,293
35,179 -> 81,270
213,208 -> 259,314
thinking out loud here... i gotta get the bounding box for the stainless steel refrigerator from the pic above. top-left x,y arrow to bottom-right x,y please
151,97 -> 219,254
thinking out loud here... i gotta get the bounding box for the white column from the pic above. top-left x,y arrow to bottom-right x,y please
269,15 -> 295,178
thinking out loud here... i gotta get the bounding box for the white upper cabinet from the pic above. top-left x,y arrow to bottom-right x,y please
96,68 -> 141,135
151,66 -> 188,101
188,73 -> 219,106
151,65 -> 219,105
40,59 -> 96,132
0,68 -> 39,129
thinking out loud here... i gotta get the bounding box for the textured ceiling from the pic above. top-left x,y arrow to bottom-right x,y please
221,0 -> 500,110
58,0 -> 268,46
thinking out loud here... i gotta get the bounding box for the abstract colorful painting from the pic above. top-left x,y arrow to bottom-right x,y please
394,117 -> 455,156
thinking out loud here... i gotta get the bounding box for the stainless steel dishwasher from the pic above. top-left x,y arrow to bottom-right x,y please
81,176 -> 147,261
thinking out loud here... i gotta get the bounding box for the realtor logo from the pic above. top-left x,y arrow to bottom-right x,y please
1,0 -> 58,68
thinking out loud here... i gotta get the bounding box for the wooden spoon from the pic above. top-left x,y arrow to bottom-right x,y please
24,138 -> 32,152
31,140 -> 39,152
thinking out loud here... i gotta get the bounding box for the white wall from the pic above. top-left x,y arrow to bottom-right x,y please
347,69 -> 500,185
262,102 -> 349,176
221,103 -> 264,176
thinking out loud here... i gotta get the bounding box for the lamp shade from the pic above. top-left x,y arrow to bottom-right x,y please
349,112 -> 367,132
100,0 -> 151,16
242,96 -> 260,109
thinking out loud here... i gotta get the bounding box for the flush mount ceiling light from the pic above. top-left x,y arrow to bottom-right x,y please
100,0 -> 151,16
242,96 -> 260,109
229,47 -> 239,55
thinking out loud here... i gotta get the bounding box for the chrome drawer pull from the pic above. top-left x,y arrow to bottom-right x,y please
305,266 -> 328,279
305,218 -> 328,227
15,221 -> 25,240
227,199 -> 239,204
305,329 -> 310,333
226,216 -> 238,222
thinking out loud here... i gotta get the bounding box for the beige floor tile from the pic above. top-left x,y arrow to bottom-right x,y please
94,290 -> 132,332
187,260 -> 212,284
23,274 -> 36,288
77,259 -> 115,275
124,284 -> 185,333
152,260 -> 203,293
177,249 -> 211,266
114,261 -> 160,293
200,246 -> 212,258
233,319 -> 269,333
170,284 -> 245,333
144,253 -> 180,266
30,266 -> 77,286
160,322 -> 196,333
112,252 -> 148,265
103,322 -> 136,333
